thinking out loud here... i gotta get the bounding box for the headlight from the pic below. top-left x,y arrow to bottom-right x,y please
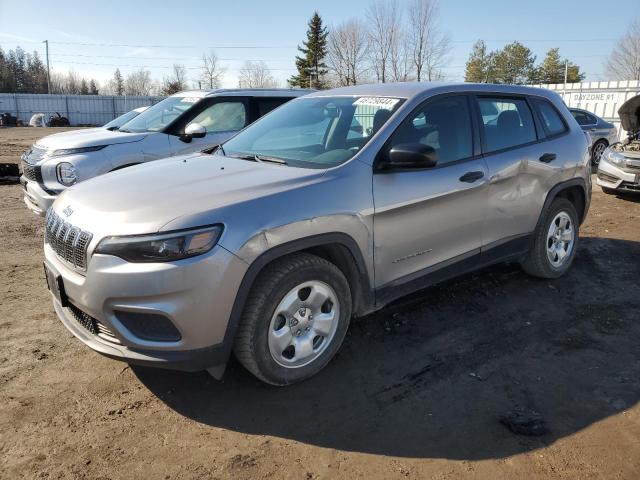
95,226 -> 223,263
601,148 -> 626,167
56,162 -> 77,186
50,145 -> 107,157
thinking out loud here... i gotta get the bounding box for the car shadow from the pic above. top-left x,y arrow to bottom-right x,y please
134,237 -> 640,459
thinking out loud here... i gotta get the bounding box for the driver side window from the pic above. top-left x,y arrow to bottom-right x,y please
190,101 -> 247,133
388,95 -> 473,166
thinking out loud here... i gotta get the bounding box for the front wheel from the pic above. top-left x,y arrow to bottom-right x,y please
521,198 -> 579,279
234,253 -> 352,385
591,140 -> 607,166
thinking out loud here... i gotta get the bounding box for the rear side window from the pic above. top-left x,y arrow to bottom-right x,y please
388,95 -> 473,166
477,97 -> 537,152
256,98 -> 290,117
534,99 -> 568,137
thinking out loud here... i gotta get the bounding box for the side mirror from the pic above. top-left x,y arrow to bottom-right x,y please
380,143 -> 437,170
181,122 -> 207,142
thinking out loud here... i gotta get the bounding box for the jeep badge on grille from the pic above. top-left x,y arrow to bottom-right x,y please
63,205 -> 73,217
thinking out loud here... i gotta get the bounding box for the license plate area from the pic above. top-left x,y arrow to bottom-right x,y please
43,262 -> 69,307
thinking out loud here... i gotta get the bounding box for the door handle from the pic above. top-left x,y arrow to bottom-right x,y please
459,171 -> 485,183
539,153 -> 557,163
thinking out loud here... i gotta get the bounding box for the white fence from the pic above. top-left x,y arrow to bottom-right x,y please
532,80 -> 640,140
0,93 -> 164,126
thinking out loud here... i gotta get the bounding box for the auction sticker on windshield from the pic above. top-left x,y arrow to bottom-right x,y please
353,97 -> 400,109
180,97 -> 200,104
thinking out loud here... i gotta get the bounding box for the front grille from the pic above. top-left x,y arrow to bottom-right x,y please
68,303 -> 120,343
21,161 -> 43,183
45,209 -> 93,271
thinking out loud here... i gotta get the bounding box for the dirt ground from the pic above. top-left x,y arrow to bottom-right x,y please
1,127 -> 640,479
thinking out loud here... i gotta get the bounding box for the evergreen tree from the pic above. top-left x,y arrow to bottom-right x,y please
80,78 -> 89,95
465,40 -> 491,82
536,48 -> 585,84
89,79 -> 99,95
112,68 -> 124,95
289,12 -> 329,89
491,42 -> 536,84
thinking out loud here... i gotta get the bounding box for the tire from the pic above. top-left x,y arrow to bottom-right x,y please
521,198 -> 579,279
591,140 -> 607,166
601,187 -> 617,195
234,252 -> 352,386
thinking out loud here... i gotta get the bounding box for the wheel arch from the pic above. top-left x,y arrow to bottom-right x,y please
539,178 -> 588,230
217,233 -> 375,368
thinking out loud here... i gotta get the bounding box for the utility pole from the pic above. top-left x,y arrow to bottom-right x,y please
564,60 -> 568,87
42,40 -> 51,94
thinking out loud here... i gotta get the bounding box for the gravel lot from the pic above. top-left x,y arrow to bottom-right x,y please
1,127 -> 640,479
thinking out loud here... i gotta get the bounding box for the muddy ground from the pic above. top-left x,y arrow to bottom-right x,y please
1,127 -> 639,479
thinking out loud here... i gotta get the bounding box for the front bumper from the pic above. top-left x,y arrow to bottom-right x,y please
596,157 -> 640,192
45,242 -> 248,371
21,176 -> 58,216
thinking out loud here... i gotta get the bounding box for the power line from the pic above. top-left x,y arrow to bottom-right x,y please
49,53 -> 293,62
51,59 -> 296,71
49,41 -> 297,49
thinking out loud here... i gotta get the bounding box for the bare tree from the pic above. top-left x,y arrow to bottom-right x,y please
327,19 -> 370,86
606,18 -> 640,81
407,0 -> 451,81
366,0 -> 402,83
238,61 -> 279,88
65,69 -> 80,94
162,64 -> 188,95
125,69 -> 155,95
389,31 -> 413,82
201,51 -> 225,89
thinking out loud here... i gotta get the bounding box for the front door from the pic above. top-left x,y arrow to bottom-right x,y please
168,97 -> 249,155
373,94 -> 488,289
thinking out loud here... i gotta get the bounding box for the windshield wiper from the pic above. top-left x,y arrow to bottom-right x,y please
117,128 -> 131,133
254,154 -> 287,165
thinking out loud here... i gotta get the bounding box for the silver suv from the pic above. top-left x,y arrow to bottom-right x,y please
43,83 -> 591,385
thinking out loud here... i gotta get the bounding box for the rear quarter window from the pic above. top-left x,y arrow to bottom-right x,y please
533,99 -> 568,137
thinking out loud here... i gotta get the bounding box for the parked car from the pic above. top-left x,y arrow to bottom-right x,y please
20,88 -> 312,216
43,83 -> 591,385
569,108 -> 618,166
103,106 -> 149,131
597,95 -> 640,195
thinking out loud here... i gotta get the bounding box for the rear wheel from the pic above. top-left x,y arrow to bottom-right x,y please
234,253 -> 351,385
522,198 -> 579,279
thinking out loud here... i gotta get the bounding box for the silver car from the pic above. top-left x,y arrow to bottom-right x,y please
569,108 -> 618,166
20,89 -> 311,216
597,95 -> 640,194
43,83 -> 592,385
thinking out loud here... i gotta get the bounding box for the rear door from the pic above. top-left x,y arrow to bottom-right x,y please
372,93 -> 489,288
476,95 -> 569,250
168,97 -> 250,154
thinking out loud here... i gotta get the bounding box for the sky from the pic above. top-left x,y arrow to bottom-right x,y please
0,0 -> 638,90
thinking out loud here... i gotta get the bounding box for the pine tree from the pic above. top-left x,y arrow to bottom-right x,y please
80,78 -> 89,95
289,12 -> 329,89
537,48 -> 585,84
465,40 -> 491,82
112,68 -> 124,95
89,79 -> 99,95
492,42 -> 536,84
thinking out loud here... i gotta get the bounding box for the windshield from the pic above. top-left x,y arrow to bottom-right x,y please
103,110 -> 141,129
119,96 -> 201,133
220,96 -> 404,168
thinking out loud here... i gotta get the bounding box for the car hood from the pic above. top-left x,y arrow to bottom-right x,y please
54,153 -> 327,237
35,128 -> 148,150
618,95 -> 640,134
